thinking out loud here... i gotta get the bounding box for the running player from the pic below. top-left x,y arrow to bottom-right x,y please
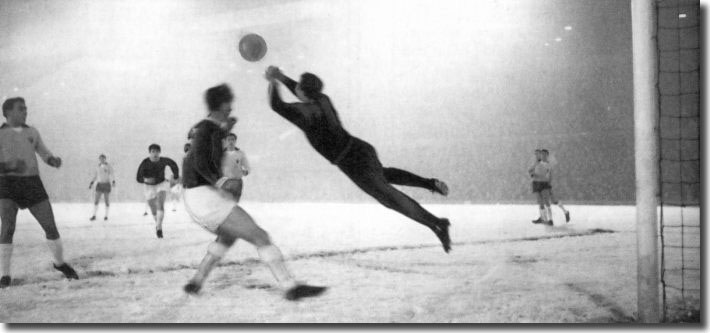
136,144 -> 179,239
220,133 -> 250,202
529,149 -> 553,226
88,154 -> 115,221
182,84 -> 326,300
265,67 -> 451,252
541,149 -> 570,223
0,97 -> 78,288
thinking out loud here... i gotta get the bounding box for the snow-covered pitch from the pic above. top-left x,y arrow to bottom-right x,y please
0,202 -> 699,323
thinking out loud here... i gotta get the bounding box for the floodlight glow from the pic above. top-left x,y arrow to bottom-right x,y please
555,37 -> 562,42
679,13 -> 687,18
564,26 -> 573,31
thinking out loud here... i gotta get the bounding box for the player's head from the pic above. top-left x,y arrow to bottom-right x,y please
148,143 -> 161,159
541,149 -> 550,161
205,84 -> 234,114
99,154 -> 106,163
183,143 -> 191,153
534,149 -> 542,161
225,133 -> 237,148
296,73 -> 323,102
2,97 -> 27,125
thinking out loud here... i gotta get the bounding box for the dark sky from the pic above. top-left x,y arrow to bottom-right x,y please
0,0 -> 639,203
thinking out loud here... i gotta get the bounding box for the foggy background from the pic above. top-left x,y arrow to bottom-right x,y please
0,0 -> 635,204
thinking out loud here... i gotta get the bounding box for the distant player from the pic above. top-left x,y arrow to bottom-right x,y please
221,133 -> 250,202
136,144 -> 179,239
529,149 -> 553,225
182,84 -> 326,300
0,97 -> 79,288
168,143 -> 191,211
541,149 -> 570,223
265,67 -> 451,252
88,154 -> 115,221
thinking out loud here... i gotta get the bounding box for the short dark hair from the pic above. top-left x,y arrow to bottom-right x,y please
2,97 -> 24,117
541,149 -> 549,154
299,73 -> 323,99
148,144 -> 161,152
99,154 -> 106,158
205,84 -> 234,111
226,133 -> 237,139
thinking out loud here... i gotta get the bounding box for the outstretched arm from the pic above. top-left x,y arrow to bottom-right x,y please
268,82 -> 305,127
266,66 -> 298,96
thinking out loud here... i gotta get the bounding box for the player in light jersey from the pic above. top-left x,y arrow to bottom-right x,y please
529,149 -> 553,225
0,97 -> 79,288
541,149 -> 570,223
89,154 -> 115,221
221,133 -> 250,202
136,144 -> 179,239
181,84 -> 326,300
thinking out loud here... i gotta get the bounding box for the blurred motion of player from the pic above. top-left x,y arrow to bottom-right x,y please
181,84 -> 326,300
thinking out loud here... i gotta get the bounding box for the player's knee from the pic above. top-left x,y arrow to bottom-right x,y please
207,241 -> 229,258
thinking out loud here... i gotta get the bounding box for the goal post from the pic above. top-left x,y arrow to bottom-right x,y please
631,0 -> 661,323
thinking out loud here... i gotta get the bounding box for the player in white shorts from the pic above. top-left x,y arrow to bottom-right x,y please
221,133 -> 250,202
136,144 -> 179,238
529,149 -> 553,225
181,84 -> 325,301
88,154 -> 115,221
541,149 -> 570,223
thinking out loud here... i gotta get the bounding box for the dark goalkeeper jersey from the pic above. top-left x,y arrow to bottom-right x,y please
268,76 -> 353,164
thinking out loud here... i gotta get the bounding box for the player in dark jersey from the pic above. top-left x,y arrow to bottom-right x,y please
0,97 -> 78,288
265,67 -> 451,253
136,144 -> 179,238
181,84 -> 325,301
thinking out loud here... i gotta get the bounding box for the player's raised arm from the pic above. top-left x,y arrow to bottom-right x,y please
268,82 -> 306,127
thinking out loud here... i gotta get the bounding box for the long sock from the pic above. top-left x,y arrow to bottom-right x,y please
92,204 -> 98,216
191,242 -> 229,285
558,203 -> 567,213
383,168 -> 434,190
545,206 -> 552,221
0,244 -> 12,276
105,205 -> 110,218
539,208 -> 546,220
46,239 -> 65,266
257,245 -> 296,290
156,210 -> 164,230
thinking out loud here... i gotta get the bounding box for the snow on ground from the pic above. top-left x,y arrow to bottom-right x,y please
0,202 -> 699,323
